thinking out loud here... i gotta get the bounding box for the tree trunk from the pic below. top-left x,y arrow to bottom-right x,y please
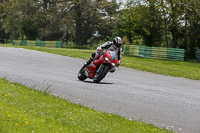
74,0 -> 96,45
164,17 -> 168,47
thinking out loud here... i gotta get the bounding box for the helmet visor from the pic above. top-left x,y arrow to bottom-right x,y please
115,43 -> 121,48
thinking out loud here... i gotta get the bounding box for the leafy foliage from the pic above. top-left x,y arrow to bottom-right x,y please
0,0 -> 119,45
113,0 -> 200,59
20,18 -> 39,40
0,0 -> 200,59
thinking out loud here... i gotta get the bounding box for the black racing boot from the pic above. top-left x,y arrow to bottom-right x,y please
84,58 -> 93,66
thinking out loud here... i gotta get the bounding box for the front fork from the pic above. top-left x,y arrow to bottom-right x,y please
96,64 -> 104,75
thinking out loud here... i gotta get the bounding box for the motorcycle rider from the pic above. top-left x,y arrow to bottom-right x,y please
84,36 -> 123,72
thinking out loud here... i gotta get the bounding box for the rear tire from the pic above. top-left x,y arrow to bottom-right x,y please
93,65 -> 110,83
78,66 -> 87,81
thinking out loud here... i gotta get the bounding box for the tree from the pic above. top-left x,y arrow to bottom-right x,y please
0,0 -> 9,42
114,0 -> 163,46
183,0 -> 200,58
0,0 -> 40,40
20,18 -> 39,40
0,0 -> 119,44
144,0 -> 163,46
167,0 -> 182,48
35,0 -> 73,40
97,0 -> 119,40
114,5 -> 145,44
73,0 -> 119,45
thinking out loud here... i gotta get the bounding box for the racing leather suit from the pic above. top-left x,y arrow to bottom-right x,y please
85,41 -> 123,67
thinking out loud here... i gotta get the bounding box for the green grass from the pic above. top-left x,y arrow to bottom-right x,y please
0,78 -> 171,133
2,44 -> 200,80
121,56 -> 200,80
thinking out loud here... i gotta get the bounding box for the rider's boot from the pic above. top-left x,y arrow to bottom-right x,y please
84,58 -> 93,66
84,52 -> 99,66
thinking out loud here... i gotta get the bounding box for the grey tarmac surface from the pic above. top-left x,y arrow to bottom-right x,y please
0,47 -> 200,133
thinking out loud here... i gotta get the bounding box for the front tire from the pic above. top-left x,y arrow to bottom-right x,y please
78,65 -> 87,81
93,65 -> 110,83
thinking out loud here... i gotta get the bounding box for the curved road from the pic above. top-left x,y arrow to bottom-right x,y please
0,47 -> 200,133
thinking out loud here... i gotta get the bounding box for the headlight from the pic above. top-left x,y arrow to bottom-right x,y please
111,63 -> 116,67
105,57 -> 110,63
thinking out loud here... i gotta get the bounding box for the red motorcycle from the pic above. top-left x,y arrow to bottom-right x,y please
78,50 -> 119,83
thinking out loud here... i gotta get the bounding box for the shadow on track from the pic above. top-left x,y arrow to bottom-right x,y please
78,80 -> 114,85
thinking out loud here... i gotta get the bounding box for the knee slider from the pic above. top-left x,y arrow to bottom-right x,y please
110,67 -> 115,73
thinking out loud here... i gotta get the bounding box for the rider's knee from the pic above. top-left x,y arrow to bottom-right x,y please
91,52 -> 96,58
110,67 -> 115,73
91,52 -> 99,60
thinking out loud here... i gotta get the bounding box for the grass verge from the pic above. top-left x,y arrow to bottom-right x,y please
0,78 -> 171,133
2,45 -> 200,80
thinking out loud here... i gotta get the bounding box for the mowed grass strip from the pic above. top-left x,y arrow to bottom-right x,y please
0,79 -> 171,133
3,45 -> 200,80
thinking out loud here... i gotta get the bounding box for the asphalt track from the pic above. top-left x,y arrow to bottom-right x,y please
0,47 -> 200,133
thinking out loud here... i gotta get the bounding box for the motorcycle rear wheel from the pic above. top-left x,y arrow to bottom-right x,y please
93,65 -> 110,83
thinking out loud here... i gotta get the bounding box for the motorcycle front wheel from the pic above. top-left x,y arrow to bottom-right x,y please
77,65 -> 87,81
93,64 -> 110,83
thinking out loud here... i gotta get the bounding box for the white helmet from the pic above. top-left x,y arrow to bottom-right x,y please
113,36 -> 122,48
